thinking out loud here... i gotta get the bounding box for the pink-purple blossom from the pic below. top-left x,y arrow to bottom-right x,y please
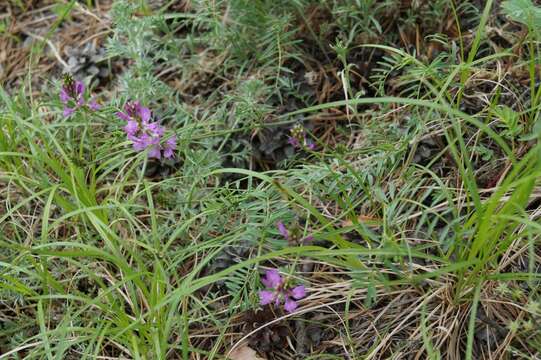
259,269 -> 306,313
277,221 -> 289,239
60,74 -> 100,116
88,98 -> 101,111
287,136 -> 301,148
163,136 -> 177,159
116,100 -> 177,159
117,101 -> 151,123
287,124 -> 315,151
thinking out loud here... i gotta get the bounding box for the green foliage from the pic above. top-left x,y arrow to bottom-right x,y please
493,105 -> 523,139
1,0 -> 541,358
108,2 -> 171,103
502,0 -> 541,28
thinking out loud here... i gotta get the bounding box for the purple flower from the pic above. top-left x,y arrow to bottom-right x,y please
284,297 -> 298,312
117,100 -> 177,160
132,135 -> 149,152
124,121 -> 139,136
60,78 -> 84,116
146,122 -> 165,137
140,108 -> 151,123
287,136 -> 301,148
290,285 -> 306,299
258,269 -> 306,313
261,269 -> 283,289
59,74 -> 99,116
288,124 -> 315,151
259,290 -> 275,305
88,98 -> 101,111
147,145 -> 162,159
117,101 -> 151,123
163,136 -> 177,159
63,107 -> 75,117
277,221 -> 289,239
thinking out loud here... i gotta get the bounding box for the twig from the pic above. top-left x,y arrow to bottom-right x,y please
74,2 -> 110,27
20,31 -> 69,70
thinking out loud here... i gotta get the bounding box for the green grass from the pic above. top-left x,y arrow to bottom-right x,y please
1,0 -> 541,359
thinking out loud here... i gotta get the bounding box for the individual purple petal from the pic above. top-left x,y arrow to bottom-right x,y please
277,221 -> 289,239
303,235 -> 314,243
116,111 -> 131,122
133,142 -> 147,152
131,136 -> 148,152
261,273 -> 273,288
124,121 -> 138,136
163,148 -> 174,159
75,81 -> 85,96
148,134 -> 162,145
163,136 -> 176,159
138,105 -> 151,122
165,135 -> 176,148
261,269 -> 282,289
139,133 -> 153,148
60,88 -> 70,103
283,297 -> 298,313
306,142 -> 316,150
131,101 -> 141,113
289,285 -> 306,300
259,290 -> 275,305
148,144 -> 162,159
63,107 -> 75,117
288,136 -> 300,148
88,99 -> 101,111
146,122 -> 165,137
124,102 -> 136,117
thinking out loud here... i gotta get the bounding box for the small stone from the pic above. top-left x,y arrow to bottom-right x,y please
67,56 -> 78,68
22,36 -> 34,49
87,65 -> 100,76
90,54 -> 102,63
81,43 -> 94,56
306,325 -> 323,346
98,67 -> 110,78
64,46 -> 74,56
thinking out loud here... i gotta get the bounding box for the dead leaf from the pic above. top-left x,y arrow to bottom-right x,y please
227,344 -> 265,360
342,214 -> 381,228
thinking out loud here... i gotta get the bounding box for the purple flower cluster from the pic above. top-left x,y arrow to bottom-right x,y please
60,75 -> 100,117
259,269 -> 306,313
59,75 -> 177,160
116,101 -> 176,159
288,124 -> 315,151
